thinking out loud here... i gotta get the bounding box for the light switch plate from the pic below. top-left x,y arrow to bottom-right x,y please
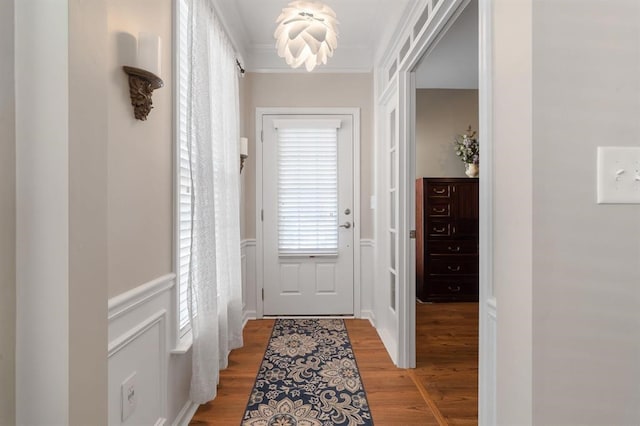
597,146 -> 640,204
121,372 -> 137,422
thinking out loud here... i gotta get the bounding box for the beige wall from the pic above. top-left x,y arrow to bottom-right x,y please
415,89 -> 478,178
107,0 -> 173,297
69,0 -> 109,422
0,0 -> 15,423
242,72 -> 374,239
532,1 -> 640,423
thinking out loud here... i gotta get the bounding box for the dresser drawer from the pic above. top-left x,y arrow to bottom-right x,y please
426,278 -> 478,301
427,240 -> 477,255
426,182 -> 452,198
426,220 -> 453,238
426,200 -> 451,218
427,256 -> 478,275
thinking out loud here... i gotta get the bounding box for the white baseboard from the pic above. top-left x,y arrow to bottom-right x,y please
376,324 -> 398,365
243,310 -> 257,328
172,401 -> 199,426
360,309 -> 376,327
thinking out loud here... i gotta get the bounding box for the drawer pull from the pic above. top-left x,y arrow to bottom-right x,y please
448,246 -> 461,252
433,207 -> 446,213
447,265 -> 461,272
433,188 -> 446,194
447,285 -> 461,292
433,226 -> 447,233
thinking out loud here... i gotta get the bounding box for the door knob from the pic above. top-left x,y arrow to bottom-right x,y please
339,222 -> 352,229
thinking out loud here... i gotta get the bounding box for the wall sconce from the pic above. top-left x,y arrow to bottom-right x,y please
240,137 -> 249,173
123,33 -> 164,121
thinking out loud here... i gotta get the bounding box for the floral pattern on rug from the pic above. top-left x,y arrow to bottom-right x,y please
242,319 -> 373,426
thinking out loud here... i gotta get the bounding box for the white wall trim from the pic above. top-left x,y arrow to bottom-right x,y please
243,310 -> 257,328
376,320 -> 398,362
241,239 -> 257,325
360,238 -> 375,247
361,310 -> 376,327
108,309 -> 167,358
255,107 -> 362,319
171,401 -> 199,426
477,0 -> 496,424
108,273 -> 176,321
241,239 -> 256,249
359,239 -> 376,326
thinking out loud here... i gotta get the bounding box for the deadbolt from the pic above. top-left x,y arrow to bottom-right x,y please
344,208 -> 351,215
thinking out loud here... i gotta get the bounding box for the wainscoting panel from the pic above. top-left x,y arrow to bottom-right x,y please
242,239 -> 257,324
360,239 -> 376,324
108,310 -> 167,426
108,274 -> 191,426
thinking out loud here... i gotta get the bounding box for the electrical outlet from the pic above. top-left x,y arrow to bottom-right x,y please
121,372 -> 137,422
597,146 -> 640,204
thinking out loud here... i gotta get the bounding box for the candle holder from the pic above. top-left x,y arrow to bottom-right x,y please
123,66 -> 164,121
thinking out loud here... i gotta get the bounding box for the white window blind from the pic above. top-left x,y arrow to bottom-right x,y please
275,119 -> 342,256
178,0 -> 191,332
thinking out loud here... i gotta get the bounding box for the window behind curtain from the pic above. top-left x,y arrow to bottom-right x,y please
177,0 -> 190,333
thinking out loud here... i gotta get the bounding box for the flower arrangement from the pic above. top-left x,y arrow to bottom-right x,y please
454,126 -> 479,165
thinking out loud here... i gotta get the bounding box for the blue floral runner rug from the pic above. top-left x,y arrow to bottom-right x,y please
241,318 -> 373,426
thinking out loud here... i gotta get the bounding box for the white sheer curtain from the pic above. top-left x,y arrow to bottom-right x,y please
186,0 -> 243,404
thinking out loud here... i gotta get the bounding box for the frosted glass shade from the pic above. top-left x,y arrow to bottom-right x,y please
274,1 -> 339,72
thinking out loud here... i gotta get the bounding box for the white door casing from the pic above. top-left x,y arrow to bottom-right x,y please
258,111 -> 360,316
374,0 -> 496,423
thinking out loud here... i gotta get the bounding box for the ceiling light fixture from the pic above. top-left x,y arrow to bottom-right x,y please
274,1 -> 339,72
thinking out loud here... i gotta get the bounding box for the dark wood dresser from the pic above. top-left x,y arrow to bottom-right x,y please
416,177 -> 479,302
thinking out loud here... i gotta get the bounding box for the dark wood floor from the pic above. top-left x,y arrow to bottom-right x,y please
190,302 -> 478,425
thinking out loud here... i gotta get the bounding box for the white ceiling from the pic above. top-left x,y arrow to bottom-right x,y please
213,0 -> 413,72
415,0 -> 478,89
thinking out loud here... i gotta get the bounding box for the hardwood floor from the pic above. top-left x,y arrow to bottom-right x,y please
415,302 -> 479,425
190,302 -> 478,425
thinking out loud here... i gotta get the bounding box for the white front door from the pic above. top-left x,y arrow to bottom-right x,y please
261,114 -> 354,315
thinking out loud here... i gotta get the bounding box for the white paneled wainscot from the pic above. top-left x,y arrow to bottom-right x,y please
108,274 -> 193,426
360,239 -> 376,323
242,239 -> 257,323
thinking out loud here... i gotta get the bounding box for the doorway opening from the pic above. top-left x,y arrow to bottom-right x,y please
409,0 -> 482,422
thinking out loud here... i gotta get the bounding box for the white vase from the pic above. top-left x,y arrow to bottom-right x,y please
465,163 -> 479,178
